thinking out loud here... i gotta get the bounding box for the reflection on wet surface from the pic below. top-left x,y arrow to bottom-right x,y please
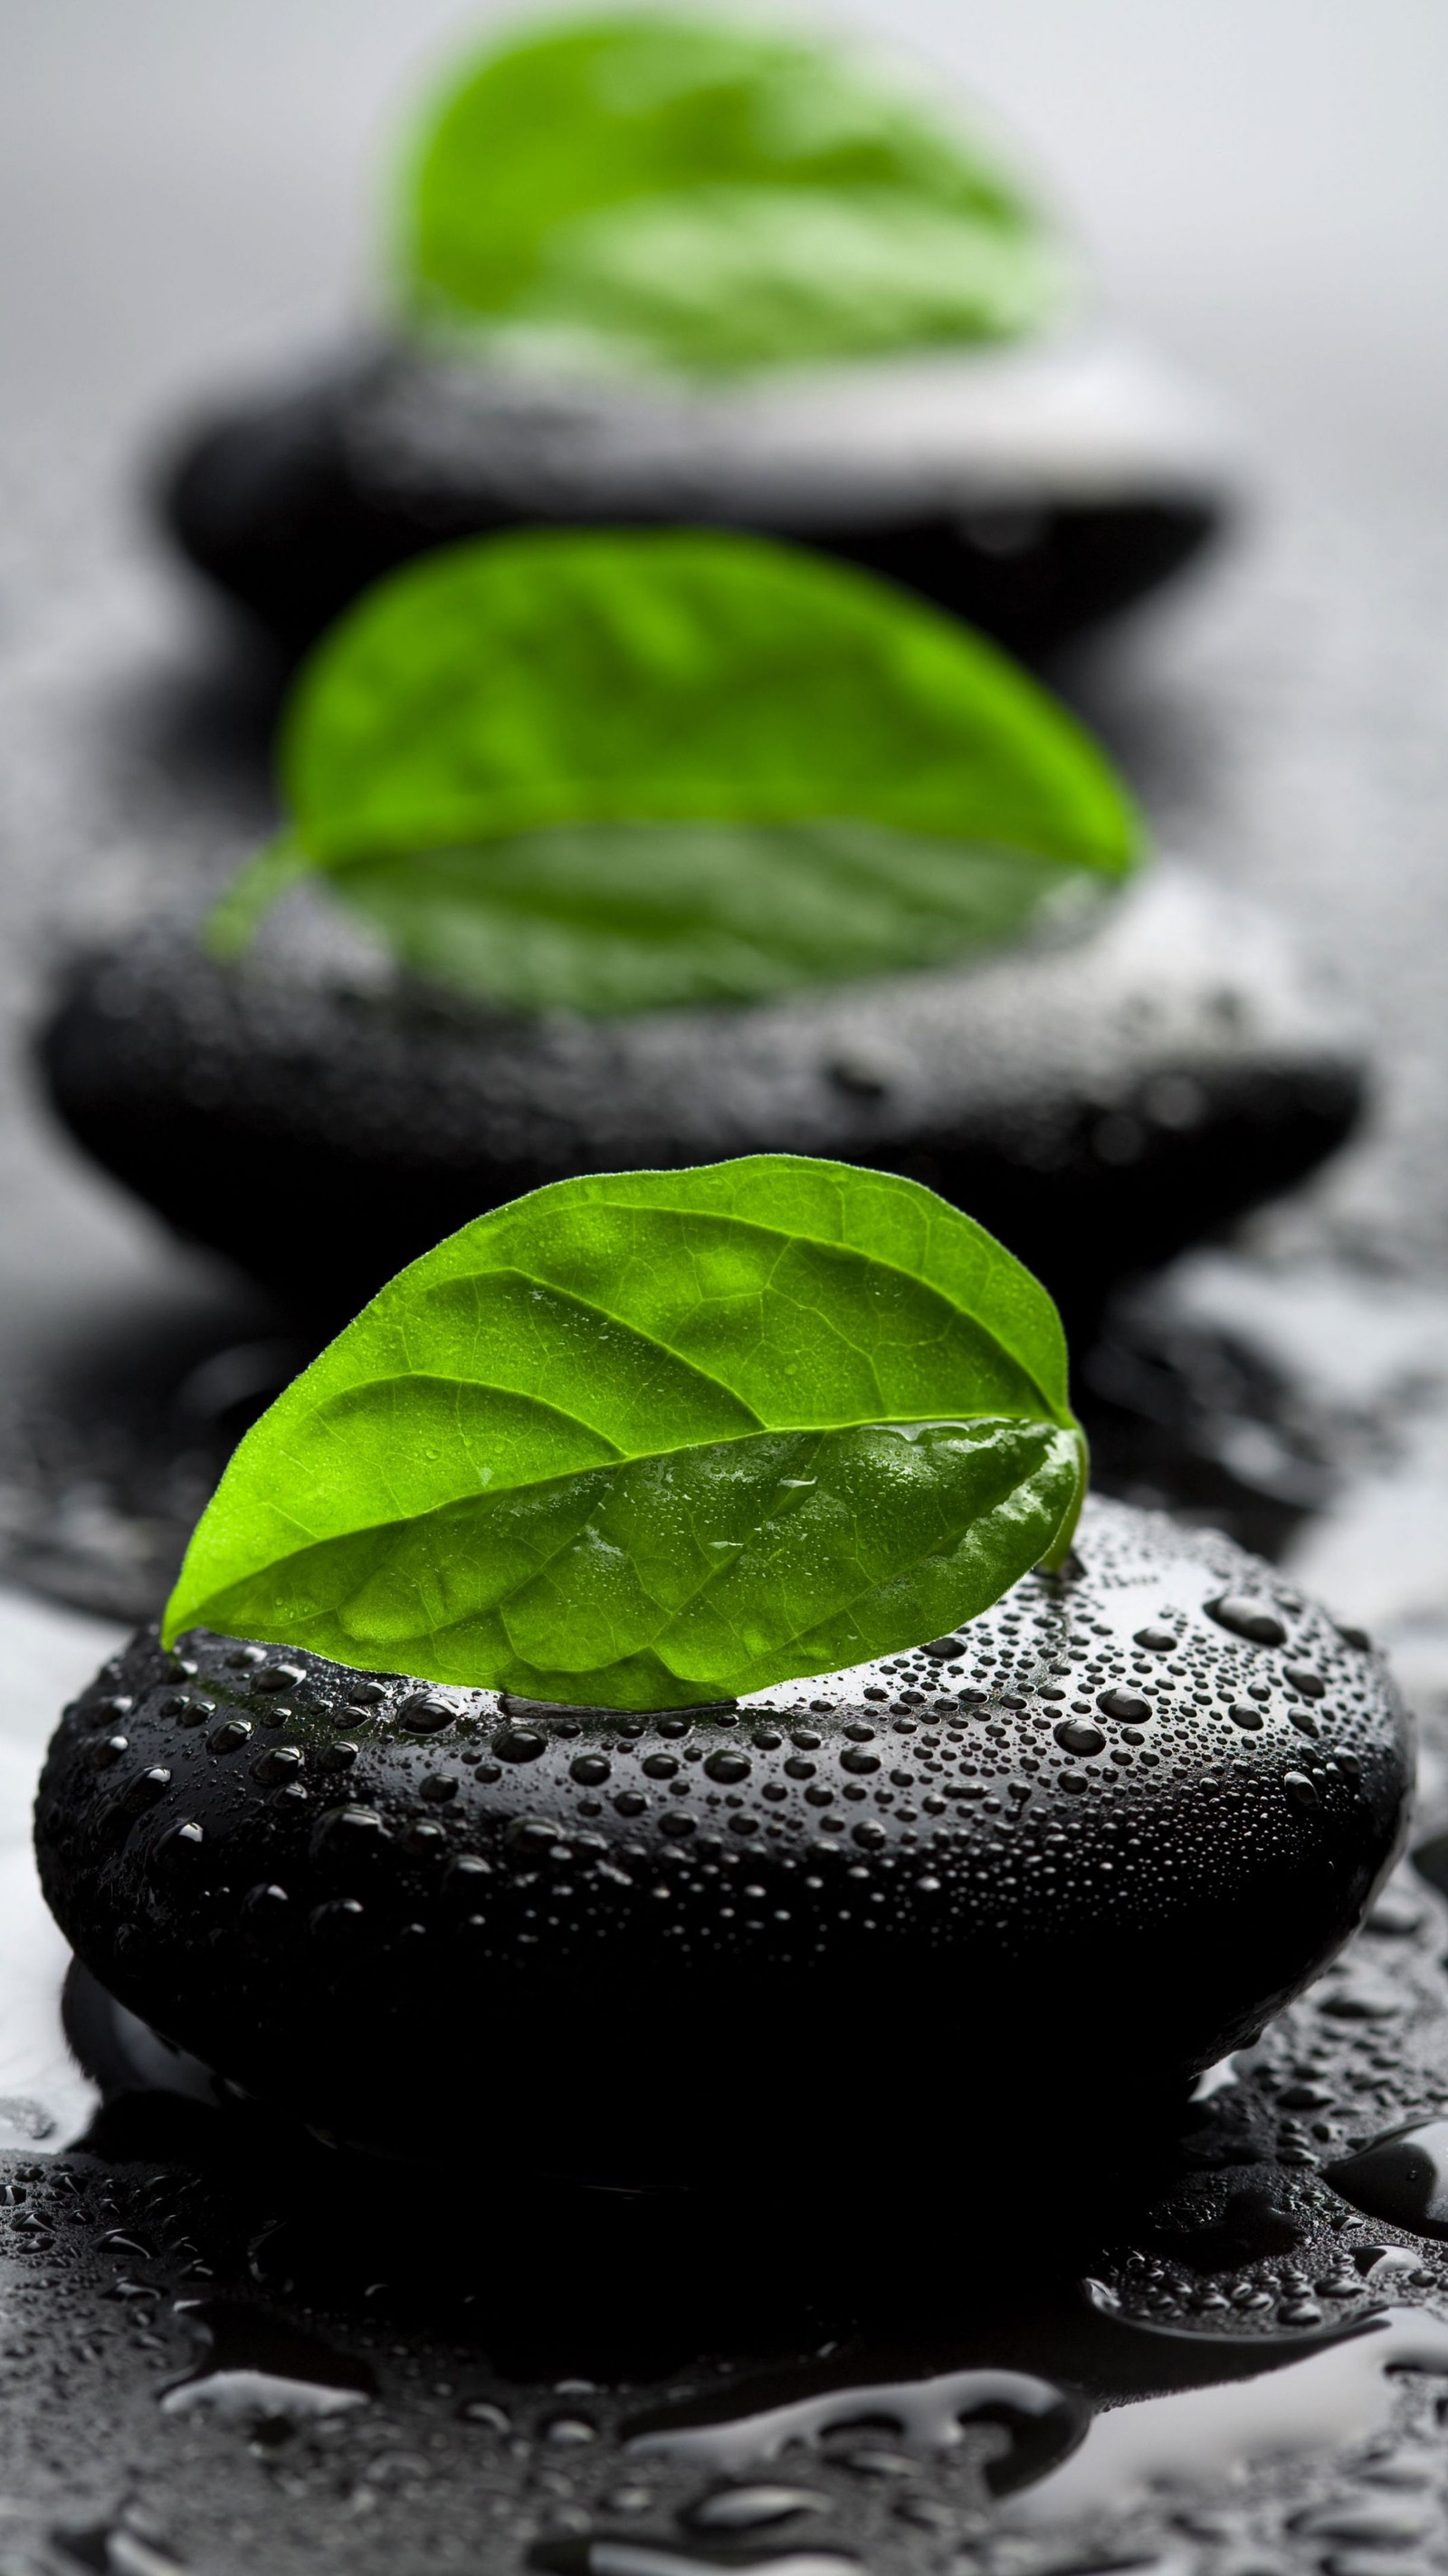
1015,2304 -> 1448,2520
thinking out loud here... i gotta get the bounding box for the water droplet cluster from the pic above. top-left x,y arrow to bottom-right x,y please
34,1498 -> 1409,2170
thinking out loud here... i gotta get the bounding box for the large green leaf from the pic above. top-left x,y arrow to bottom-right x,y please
212,529 -> 1138,1014
164,1158 -> 1087,1708
399,12 -> 1063,374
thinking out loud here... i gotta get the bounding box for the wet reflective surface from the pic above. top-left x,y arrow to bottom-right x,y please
0,1560 -> 1443,2568
5,15 -> 1448,2571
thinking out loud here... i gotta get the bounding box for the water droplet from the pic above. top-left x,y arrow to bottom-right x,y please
1134,1628 -> 1177,1652
89,1735 -> 129,1769
508,1818 -> 563,1856
495,1726 -> 546,1764
545,2414 -> 598,2446
252,1664 -> 303,1697
208,1718 -> 251,1754
1285,1667 -> 1327,1698
317,1802 -> 386,1847
1207,1595 -> 1289,1647
1229,1704 -> 1265,1732
1098,1690 -> 1151,1722
461,2398 -> 511,2431
401,1690 -> 456,1733
684,2485 -> 828,2533
310,1898 -> 364,1939
1283,1770 -> 1320,1807
1054,1721 -> 1105,1756
153,1820 -> 205,1869
704,1751 -> 750,1785
839,1750 -> 879,1777
252,1745 -> 303,1786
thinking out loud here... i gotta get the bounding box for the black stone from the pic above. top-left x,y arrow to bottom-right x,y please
33,1497 -> 1409,2179
37,868 -> 1364,1331
158,340 -> 1226,659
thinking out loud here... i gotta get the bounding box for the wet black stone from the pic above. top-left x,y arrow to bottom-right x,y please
37,881 -> 1365,1331
34,1497 -> 1410,2178
157,342 -> 1225,660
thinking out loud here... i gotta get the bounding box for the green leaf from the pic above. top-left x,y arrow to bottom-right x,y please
399,12 -> 1064,375
163,1157 -> 1088,1708
218,529 -> 1138,1014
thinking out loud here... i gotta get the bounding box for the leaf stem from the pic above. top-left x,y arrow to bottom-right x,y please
203,832 -> 312,962
1039,1423 -> 1089,1572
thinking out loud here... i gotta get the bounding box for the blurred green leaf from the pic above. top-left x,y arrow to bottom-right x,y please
213,528 -> 1138,1014
400,11 -> 1063,374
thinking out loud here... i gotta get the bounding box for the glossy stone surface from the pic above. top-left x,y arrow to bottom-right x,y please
37,866 -> 1363,1327
159,336 -> 1229,657
34,1498 -> 1411,2175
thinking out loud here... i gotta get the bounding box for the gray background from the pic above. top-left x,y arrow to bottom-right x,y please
5,0 -> 1448,487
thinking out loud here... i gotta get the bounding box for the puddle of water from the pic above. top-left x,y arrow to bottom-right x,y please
1012,2305 -> 1448,2522
627,2363 -> 1085,2492
161,2298 -> 375,2438
0,1586 -> 124,2149
1329,2119 -> 1448,2237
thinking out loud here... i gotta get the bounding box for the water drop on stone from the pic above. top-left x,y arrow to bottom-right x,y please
1098,1690 -> 1151,1722
495,1726 -> 546,1764
401,1691 -> 456,1733
1054,1721 -> 1105,1756
1208,1595 -> 1289,1647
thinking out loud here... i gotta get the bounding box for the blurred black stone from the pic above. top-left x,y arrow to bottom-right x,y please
36,868 -> 1362,1331
162,341 -> 1225,658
